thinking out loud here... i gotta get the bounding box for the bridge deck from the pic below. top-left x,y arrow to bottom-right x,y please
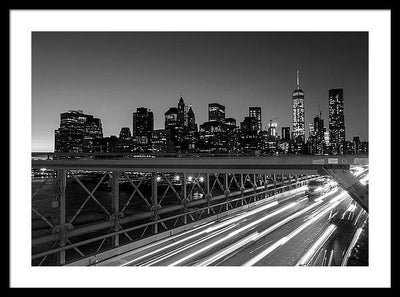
32,155 -> 367,175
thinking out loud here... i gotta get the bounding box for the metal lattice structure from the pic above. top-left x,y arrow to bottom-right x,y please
31,154 -> 368,266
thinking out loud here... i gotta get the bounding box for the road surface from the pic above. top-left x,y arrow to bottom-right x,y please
96,169 -> 368,266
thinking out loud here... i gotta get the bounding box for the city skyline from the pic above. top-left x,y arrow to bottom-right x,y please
32,32 -> 368,151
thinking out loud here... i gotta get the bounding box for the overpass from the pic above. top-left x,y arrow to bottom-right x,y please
31,154 -> 368,266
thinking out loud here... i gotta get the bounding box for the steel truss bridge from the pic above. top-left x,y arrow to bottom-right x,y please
31,154 -> 368,266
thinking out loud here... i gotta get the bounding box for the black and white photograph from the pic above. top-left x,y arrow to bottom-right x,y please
10,9 -> 391,288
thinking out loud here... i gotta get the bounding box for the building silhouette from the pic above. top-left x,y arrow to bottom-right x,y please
249,107 -> 262,132
177,96 -> 185,127
292,70 -> 305,143
119,127 -> 132,140
329,88 -> 346,154
164,107 -> 179,152
307,115 -> 325,155
132,107 -> 154,149
164,95 -> 197,153
281,127 -> 291,141
268,121 -> 278,137
52,84 -> 366,157
55,110 -> 103,153
186,104 -> 197,133
116,127 -> 133,153
208,103 -> 225,123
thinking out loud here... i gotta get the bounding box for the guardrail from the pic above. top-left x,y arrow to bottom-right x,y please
32,152 -> 369,160
31,167 -> 317,266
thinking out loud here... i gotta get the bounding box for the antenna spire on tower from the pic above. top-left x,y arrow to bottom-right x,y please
296,70 -> 300,90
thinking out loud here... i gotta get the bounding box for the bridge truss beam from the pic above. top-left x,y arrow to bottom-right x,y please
31,155 -> 368,265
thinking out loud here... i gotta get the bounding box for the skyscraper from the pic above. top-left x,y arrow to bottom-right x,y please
249,107 -> 262,131
240,116 -> 258,132
268,121 -> 278,137
119,127 -> 132,140
164,107 -> 179,152
329,88 -> 345,154
308,115 -> 325,155
117,127 -> 133,152
187,104 -> 197,132
55,110 -> 103,153
177,96 -> 185,127
292,70 -> 305,143
132,107 -> 154,145
281,127 -> 291,141
208,103 -> 225,123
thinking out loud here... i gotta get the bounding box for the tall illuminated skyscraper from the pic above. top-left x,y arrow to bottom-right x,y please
177,96 -> 185,127
329,88 -> 346,154
249,107 -> 262,132
55,110 -> 103,153
281,127 -> 291,141
292,70 -> 305,142
133,107 -> 154,145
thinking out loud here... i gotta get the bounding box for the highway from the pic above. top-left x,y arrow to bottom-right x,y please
96,169 -> 368,266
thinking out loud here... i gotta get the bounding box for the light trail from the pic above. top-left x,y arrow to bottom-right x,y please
167,202 -> 298,266
327,249 -> 335,266
295,224 -> 337,266
314,188 -> 339,202
341,227 -> 363,266
296,197 -> 309,203
139,224 -> 237,266
243,192 -> 348,266
121,194 -> 298,266
102,221 -> 216,265
204,201 -> 279,234
120,189 -> 342,267
353,209 -> 364,226
359,176 -> 369,185
195,233 -> 259,266
195,199 -> 321,266
185,191 -> 345,266
120,221 -> 223,266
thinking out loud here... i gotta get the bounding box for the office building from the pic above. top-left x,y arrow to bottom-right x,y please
55,110 -> 103,153
208,103 -> 225,123
292,70 -> 305,143
132,107 -> 154,146
281,127 -> 291,141
329,88 -> 346,154
249,107 -> 262,131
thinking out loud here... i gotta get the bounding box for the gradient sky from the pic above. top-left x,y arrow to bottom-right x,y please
32,32 -> 368,152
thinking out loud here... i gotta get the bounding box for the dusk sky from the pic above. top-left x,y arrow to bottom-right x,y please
32,32 -> 368,152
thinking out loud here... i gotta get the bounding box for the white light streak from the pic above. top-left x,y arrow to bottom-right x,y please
296,224 -> 337,266
195,232 -> 259,266
341,227 -> 363,266
168,202 -> 297,266
243,194 -> 347,266
141,224 -> 236,266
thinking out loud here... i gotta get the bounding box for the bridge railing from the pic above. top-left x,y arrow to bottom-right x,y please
32,152 -> 369,160
31,165 -> 317,266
